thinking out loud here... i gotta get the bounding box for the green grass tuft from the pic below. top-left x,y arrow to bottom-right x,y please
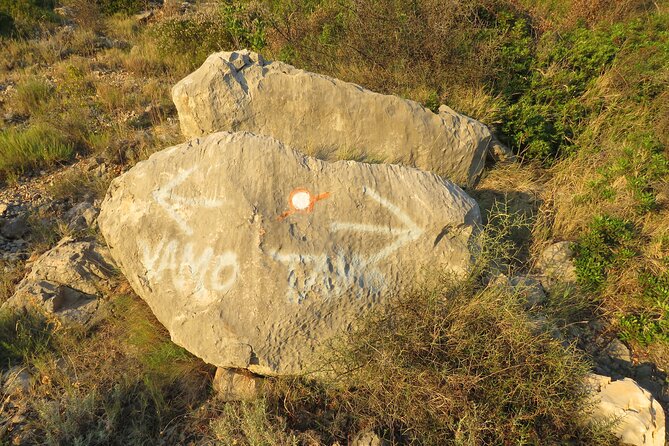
0,124 -> 75,180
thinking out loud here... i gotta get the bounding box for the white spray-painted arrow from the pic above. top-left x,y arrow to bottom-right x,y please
330,187 -> 424,266
153,167 -> 225,235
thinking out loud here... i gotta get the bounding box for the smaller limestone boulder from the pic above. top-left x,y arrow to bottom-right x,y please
212,368 -> 261,401
2,238 -> 116,324
173,50 -> 494,187
588,374 -> 665,446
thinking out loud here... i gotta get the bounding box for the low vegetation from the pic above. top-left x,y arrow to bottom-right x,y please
0,0 -> 667,443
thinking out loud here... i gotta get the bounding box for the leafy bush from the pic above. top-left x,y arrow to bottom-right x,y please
96,0 -> 148,15
573,215 -> 635,290
0,0 -> 57,37
499,26 -> 619,161
618,272 -> 669,345
151,11 -> 235,72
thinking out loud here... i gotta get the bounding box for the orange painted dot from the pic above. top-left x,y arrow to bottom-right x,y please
278,188 -> 330,221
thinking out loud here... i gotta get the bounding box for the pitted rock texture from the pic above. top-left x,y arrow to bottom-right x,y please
98,131 -> 480,375
172,50 -> 493,188
588,374 -> 665,446
3,237 -> 116,324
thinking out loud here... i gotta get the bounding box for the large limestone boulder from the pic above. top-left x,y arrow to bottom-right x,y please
588,374 -> 665,446
172,50 -> 493,188
98,131 -> 480,375
2,237 -> 116,324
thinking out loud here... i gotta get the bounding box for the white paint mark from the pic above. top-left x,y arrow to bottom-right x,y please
330,187 -> 424,266
272,188 -> 424,303
291,191 -> 312,210
153,167 -> 225,235
139,238 -> 239,307
269,250 -> 383,304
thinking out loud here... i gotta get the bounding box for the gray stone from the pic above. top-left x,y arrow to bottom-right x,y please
172,50 -> 494,188
635,364 -> 654,380
536,241 -> 577,286
133,10 -> 153,23
1,215 -> 28,240
486,134 -> 516,164
587,374 -> 665,446
352,431 -> 384,446
66,202 -> 99,231
604,338 -> 632,365
509,275 -> 546,308
212,368 -> 261,401
2,238 -> 116,324
98,131 -> 480,375
2,367 -> 30,395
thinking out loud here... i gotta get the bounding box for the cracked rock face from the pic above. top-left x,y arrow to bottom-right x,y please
588,374 -> 666,446
98,131 -> 480,375
172,50 -> 493,188
2,238 -> 116,324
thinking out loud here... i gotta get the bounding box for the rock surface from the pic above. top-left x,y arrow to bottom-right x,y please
172,50 -> 493,188
536,241 -> 577,286
212,368 -> 261,401
588,374 -> 665,446
98,131 -> 480,375
2,237 -> 116,324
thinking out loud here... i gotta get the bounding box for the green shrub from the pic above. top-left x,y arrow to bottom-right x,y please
96,0 -> 148,15
0,124 -> 75,179
499,26 -> 619,162
619,272 -> 669,345
221,3 -> 267,51
0,0 -> 57,37
151,11 -> 235,72
573,215 -> 635,290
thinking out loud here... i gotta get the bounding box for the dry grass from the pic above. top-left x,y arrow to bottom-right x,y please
9,293 -> 213,445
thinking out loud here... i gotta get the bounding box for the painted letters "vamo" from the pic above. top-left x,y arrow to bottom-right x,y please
139,238 -> 239,307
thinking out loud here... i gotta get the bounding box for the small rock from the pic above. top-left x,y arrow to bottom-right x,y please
53,6 -> 74,19
134,10 -> 153,23
3,367 -> 31,395
588,374 -> 665,446
352,430 -> 384,446
536,241 -> 577,287
2,237 -> 116,324
66,202 -> 99,231
487,135 -> 516,164
604,338 -> 632,365
212,368 -> 261,401
0,202 -> 9,216
92,163 -> 108,177
3,112 -> 26,125
509,275 -> 546,308
1,215 -> 28,240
